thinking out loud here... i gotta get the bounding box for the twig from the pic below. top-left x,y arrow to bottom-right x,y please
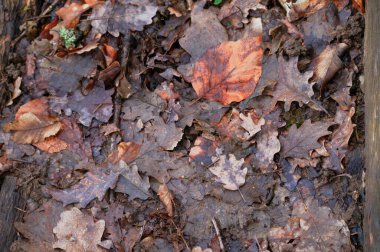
212,218 -> 225,252
254,236 -> 262,252
171,220 -> 190,250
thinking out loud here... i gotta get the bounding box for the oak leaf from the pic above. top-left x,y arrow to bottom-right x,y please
3,112 -> 62,144
91,0 -> 158,37
280,120 -> 334,159
53,207 -> 106,252
192,37 -> 263,105
271,56 -> 314,111
158,184 -> 174,217
210,154 -> 247,190
113,161 -> 151,201
49,169 -> 119,208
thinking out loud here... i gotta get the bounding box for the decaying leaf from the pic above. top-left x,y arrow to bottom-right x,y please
192,37 -> 263,105
323,107 -> 355,172
12,200 -> 63,252
189,136 -> 219,166
68,85 -> 114,127
271,57 -> 314,111
113,161 -> 151,200
254,127 -> 281,172
331,69 -> 355,111
6,77 -> 22,106
55,1 -> 100,29
53,207 -> 106,252
279,0 -> 330,21
145,117 -> 184,151
240,113 -> 265,140
37,54 -> 97,96
179,0 -> 227,61
218,0 -> 266,20
4,112 -> 62,144
158,184 -> 174,217
210,154 -> 247,190
91,0 -> 158,37
311,43 -> 348,91
268,198 -> 351,251
108,142 -> 141,164
280,120 -> 334,159
49,169 -> 119,208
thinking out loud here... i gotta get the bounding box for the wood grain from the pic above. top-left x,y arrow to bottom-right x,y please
365,0 -> 380,250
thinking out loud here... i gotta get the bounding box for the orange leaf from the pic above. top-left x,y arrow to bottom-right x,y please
56,1 -> 99,28
40,17 -> 59,40
102,44 -> 118,66
34,136 -> 69,153
192,37 -> 263,105
352,0 -> 365,13
15,98 -> 49,119
108,142 -> 141,164
157,184 -> 174,217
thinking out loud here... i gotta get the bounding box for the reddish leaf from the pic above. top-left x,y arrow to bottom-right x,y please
56,1 -> 99,29
108,142 -> 141,164
40,17 -> 58,40
192,37 -> 263,105
158,184 -> 174,217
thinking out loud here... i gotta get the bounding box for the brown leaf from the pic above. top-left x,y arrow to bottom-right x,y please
280,120 -> 334,159
323,107 -> 355,172
352,0 -> 365,13
91,0 -> 158,36
192,37 -> 263,105
56,1 -> 99,29
209,154 -> 247,190
271,57 -> 314,111
218,0 -> 266,20
253,127 -> 281,172
12,200 -> 64,252
189,136 -> 219,166
179,0 -> 228,61
6,77 -> 22,106
108,142 -> 141,164
4,112 -> 62,144
331,69 -> 356,111
158,184 -> 174,217
279,0 -> 330,21
312,43 -> 348,92
49,169 -> 119,208
268,198 -> 350,251
53,207 -> 106,252
100,123 -> 120,136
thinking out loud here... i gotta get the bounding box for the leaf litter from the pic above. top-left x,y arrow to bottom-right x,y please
0,0 -> 364,251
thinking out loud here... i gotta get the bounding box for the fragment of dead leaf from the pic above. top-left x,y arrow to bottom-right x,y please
158,184 -> 174,217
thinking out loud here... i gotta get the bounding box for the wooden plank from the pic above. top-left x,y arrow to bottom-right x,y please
365,0 -> 380,250
0,176 -> 23,251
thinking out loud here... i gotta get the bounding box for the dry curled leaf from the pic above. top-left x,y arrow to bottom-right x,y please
158,184 -> 174,217
271,56 -> 314,111
192,37 -> 263,105
218,0 -> 266,20
280,120 -> 334,159
53,207 -> 106,252
4,112 -> 62,144
210,154 -> 247,190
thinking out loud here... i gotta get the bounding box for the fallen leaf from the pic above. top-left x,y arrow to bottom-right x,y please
145,117 -> 184,151
323,107 -> 355,172
158,184 -> 174,217
192,37 -> 263,105
179,0 -> 228,61
280,120 -> 334,159
253,127 -> 281,173
13,200 -> 64,252
331,69 -> 355,111
268,198 -> 351,251
155,82 -> 180,102
271,56 -> 314,111
210,154 -> 247,190
3,112 -> 62,144
6,77 -> 22,106
301,4 -> 340,53
37,54 -> 97,96
288,157 -> 319,169
352,0 -> 365,13
108,142 -> 141,164
91,0 -> 158,37
15,98 -> 49,119
53,207 -> 106,252
311,43 -> 348,92
68,85 -> 114,127
240,113 -> 265,140
56,1 -> 100,29
100,123 -> 120,136
49,169 -> 119,208
189,136 -> 219,166
279,0 -> 330,21
218,0 -> 266,20
333,0 -> 349,11
113,161 -> 151,200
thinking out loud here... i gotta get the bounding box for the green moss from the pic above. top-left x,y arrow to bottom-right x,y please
59,27 -> 76,49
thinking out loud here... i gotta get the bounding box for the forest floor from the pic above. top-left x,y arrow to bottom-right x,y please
0,0 -> 365,251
